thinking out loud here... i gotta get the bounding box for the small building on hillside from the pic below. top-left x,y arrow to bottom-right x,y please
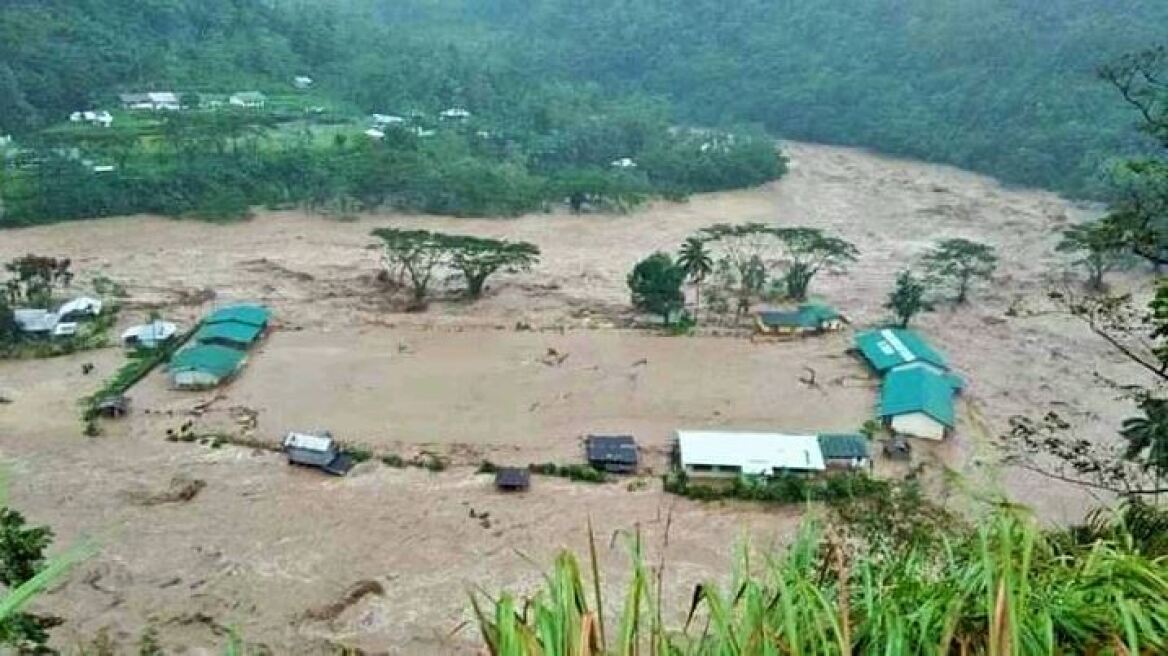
57,297 -> 103,322
364,128 -> 386,140
439,107 -> 471,120
610,157 -> 637,169
371,114 -> 405,126
585,434 -> 638,474
169,345 -> 247,389
879,364 -> 961,440
755,303 -> 845,337
120,92 -> 180,111
195,320 -> 264,350
817,433 -> 870,469
293,76 -> 314,89
229,92 -> 267,109
70,111 -> 114,128
854,328 -> 948,374
205,304 -> 271,329
676,430 -> 826,479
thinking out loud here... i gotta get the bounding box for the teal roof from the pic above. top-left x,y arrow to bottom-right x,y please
196,320 -> 263,347
818,433 -> 870,460
854,328 -> 947,373
799,303 -> 841,323
170,345 -> 246,379
205,304 -> 270,327
758,303 -> 842,329
880,366 -> 957,427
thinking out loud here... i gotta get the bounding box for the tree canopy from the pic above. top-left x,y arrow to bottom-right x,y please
627,253 -> 686,325
921,238 -> 998,303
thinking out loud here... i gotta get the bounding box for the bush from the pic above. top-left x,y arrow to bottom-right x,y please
380,454 -> 405,468
528,462 -> 607,483
664,470 -> 887,504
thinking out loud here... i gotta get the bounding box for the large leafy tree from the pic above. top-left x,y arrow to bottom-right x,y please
627,252 -> 685,325
884,270 -> 932,328
676,236 -> 713,317
372,228 -> 451,306
1056,220 -> 1129,290
448,235 -> 541,298
773,227 -> 858,300
921,238 -> 997,303
699,223 -> 781,317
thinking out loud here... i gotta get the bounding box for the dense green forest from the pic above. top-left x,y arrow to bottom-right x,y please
1,0 -> 1166,225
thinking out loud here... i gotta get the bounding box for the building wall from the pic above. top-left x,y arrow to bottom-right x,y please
889,412 -> 946,440
172,371 -> 221,389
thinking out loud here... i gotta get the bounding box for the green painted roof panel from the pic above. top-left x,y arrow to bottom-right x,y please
880,366 -> 957,427
205,304 -> 271,327
170,345 -> 246,378
196,320 -> 263,346
818,433 -> 870,459
854,328 -> 948,372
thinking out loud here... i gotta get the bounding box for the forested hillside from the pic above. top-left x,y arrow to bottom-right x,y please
1,0 -> 1165,218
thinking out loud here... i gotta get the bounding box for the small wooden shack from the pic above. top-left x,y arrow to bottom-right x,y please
495,467 -> 531,492
585,434 -> 638,474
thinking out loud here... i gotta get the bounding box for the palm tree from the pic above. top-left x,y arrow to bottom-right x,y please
677,236 -> 713,319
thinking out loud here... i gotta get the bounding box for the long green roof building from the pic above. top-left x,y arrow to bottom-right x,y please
170,345 -> 247,389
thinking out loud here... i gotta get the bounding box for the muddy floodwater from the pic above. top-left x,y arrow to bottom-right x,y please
0,141 -> 1150,652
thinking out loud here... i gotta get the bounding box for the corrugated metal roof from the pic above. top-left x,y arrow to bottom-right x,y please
205,304 -> 271,327
196,320 -> 263,346
677,431 -> 826,473
283,432 -> 333,452
818,433 -> 870,460
880,366 -> 958,427
121,320 -> 178,343
57,297 -> 103,317
586,435 -> 638,464
854,328 -> 947,372
170,345 -> 246,378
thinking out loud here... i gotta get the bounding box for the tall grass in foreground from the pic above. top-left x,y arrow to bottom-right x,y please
471,508 -> 1168,655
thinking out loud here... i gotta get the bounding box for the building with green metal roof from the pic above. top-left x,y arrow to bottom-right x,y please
854,328 -> 948,373
817,433 -> 870,469
169,345 -> 247,389
205,304 -> 271,328
756,303 -> 845,336
195,321 -> 264,349
879,365 -> 959,440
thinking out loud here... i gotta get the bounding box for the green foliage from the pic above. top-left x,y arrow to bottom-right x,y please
921,238 -> 998,303
380,454 -> 406,468
448,235 -> 541,299
1057,219 -> 1130,289
529,463 -> 608,484
475,504 -> 1168,654
627,253 -> 685,325
772,227 -> 859,301
0,507 -> 53,650
676,236 -> 713,319
885,270 -> 933,327
343,446 -> 373,463
664,470 -> 886,504
3,255 -> 73,307
372,228 -> 540,304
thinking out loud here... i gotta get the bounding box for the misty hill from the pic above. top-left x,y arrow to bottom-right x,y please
2,0 -> 1166,198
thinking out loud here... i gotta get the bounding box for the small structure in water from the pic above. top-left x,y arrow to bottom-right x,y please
282,431 -> 355,476
494,467 -> 531,492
